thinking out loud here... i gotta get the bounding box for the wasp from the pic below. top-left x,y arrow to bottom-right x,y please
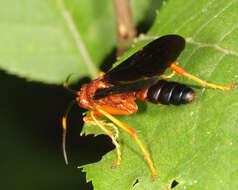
62,35 -> 235,180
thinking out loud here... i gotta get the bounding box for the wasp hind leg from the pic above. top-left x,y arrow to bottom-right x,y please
170,63 -> 236,90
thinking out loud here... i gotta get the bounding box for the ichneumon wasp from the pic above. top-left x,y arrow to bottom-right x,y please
62,35 -> 235,180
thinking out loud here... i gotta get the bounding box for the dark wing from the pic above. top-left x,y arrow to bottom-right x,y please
103,35 -> 185,82
94,77 -> 159,99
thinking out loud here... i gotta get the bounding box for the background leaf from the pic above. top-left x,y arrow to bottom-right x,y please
82,0 -> 238,189
0,0 -> 159,84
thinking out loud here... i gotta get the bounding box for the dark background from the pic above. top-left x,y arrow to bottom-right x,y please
0,71 -> 114,190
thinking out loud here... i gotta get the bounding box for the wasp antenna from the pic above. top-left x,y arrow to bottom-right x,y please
64,73 -> 78,94
62,116 -> 68,165
62,100 -> 76,165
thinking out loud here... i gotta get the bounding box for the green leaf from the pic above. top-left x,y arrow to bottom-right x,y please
2,0 -> 237,189
0,0 -> 89,83
0,0 -> 155,84
81,0 -> 238,189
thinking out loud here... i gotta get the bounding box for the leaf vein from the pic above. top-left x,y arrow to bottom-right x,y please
192,1 -> 234,38
220,24 -> 238,42
182,46 -> 200,67
57,0 -> 98,78
137,35 -> 238,57
186,37 -> 238,56
174,0 -> 217,33
187,54 -> 225,134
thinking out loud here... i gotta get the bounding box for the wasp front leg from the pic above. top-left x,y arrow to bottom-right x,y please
84,110 -> 121,167
85,120 -> 119,140
83,104 -> 137,167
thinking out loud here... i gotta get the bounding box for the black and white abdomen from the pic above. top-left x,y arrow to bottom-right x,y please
147,80 -> 195,105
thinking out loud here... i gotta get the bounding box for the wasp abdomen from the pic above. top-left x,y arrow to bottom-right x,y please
147,80 -> 195,105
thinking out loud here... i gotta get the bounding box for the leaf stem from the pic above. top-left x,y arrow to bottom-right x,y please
113,0 -> 136,56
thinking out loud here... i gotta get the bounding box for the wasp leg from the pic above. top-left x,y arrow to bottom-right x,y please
89,111 -> 121,168
161,70 -> 176,79
86,120 -> 119,140
105,123 -> 119,139
83,104 -> 137,122
170,63 -> 236,90
96,107 -> 157,180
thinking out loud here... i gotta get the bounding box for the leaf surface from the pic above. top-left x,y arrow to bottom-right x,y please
0,0 -> 155,83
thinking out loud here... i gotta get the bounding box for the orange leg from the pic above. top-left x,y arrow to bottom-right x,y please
96,107 -> 157,180
170,63 -> 236,90
90,111 -> 121,167
83,104 -> 137,121
161,70 -> 176,79
86,120 -> 119,140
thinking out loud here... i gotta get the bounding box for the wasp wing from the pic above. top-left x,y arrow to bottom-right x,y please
94,77 -> 159,99
103,35 -> 185,82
